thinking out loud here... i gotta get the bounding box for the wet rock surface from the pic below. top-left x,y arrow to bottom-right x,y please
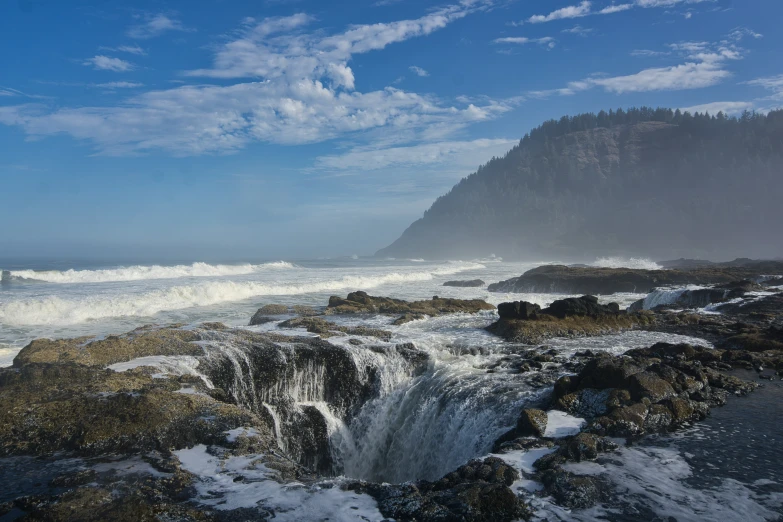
443,279 -> 486,287
325,291 -> 495,324
488,262 -> 783,295
1,279 -> 782,520
488,295 -> 650,344
347,457 -> 530,522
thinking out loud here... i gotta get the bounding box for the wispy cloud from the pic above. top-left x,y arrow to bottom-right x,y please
493,36 -> 556,50
100,44 -> 147,56
317,139 -> 515,171
630,49 -> 671,57
526,0 -> 713,24
0,1 -> 516,157
127,13 -> 193,40
95,82 -> 145,89
409,65 -> 430,77
528,1 -> 592,23
530,30 -> 750,97
83,55 -> 136,72
680,101 -> 753,115
562,25 -> 594,36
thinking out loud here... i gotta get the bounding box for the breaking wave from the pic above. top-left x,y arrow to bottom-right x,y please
0,263 -> 485,326
4,261 -> 297,284
592,257 -> 663,270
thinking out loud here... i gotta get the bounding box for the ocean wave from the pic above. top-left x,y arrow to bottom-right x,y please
0,263 -> 485,326
592,257 -> 662,270
4,261 -> 297,284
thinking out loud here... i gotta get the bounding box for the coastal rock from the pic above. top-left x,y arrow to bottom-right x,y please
497,301 -> 541,320
349,457 -> 530,522
325,291 -> 495,320
443,279 -> 485,287
487,264 -> 783,295
540,295 -> 620,319
487,296 -> 647,344
516,409 -> 548,437
277,316 -> 393,341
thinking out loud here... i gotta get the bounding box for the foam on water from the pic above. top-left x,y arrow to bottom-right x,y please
0,263 -> 486,326
641,284 -> 710,309
4,261 -> 297,284
592,257 -> 663,270
175,444 -> 384,520
0,344 -> 17,368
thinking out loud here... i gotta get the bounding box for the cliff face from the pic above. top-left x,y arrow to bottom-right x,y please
377,114 -> 783,260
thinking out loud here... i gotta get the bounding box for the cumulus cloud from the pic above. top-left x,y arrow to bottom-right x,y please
0,1 -> 515,157
127,14 -> 192,40
83,55 -> 135,72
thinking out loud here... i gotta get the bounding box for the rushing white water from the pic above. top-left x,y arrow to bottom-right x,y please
4,261 -> 297,284
641,285 -> 710,309
0,261 -> 486,328
592,257 -> 663,270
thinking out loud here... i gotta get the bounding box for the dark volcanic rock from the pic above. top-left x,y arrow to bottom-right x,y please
349,457 -> 530,522
325,291 -> 495,324
488,264 -> 783,295
488,296 -> 647,344
497,301 -> 541,320
550,344 -> 759,437
443,279 -> 486,287
516,408 -> 548,437
540,295 -> 620,319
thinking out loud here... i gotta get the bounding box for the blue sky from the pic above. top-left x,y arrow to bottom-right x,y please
1,0 -> 781,260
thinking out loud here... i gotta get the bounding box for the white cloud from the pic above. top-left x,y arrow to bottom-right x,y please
83,55 -> 135,72
101,44 -> 147,55
680,101 -> 753,115
532,32 -> 746,97
562,25 -> 594,35
528,1 -> 592,23
589,61 -> 730,93
598,4 -> 633,14
95,82 -> 145,89
409,66 -> 430,77
0,1 -> 515,157
316,138 -> 516,171
493,36 -> 554,45
127,14 -> 192,40
527,0 -> 714,24
630,49 -> 671,56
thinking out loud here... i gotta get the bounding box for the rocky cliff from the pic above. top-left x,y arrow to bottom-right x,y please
377,109 -> 783,260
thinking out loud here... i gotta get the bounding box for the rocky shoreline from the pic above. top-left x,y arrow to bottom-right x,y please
1,269 -> 782,521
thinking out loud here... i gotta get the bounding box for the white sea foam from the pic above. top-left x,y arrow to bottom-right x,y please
0,344 -> 18,368
0,263 -> 485,326
175,444 -> 383,520
6,261 -> 297,284
641,285 -> 710,310
592,257 -> 663,270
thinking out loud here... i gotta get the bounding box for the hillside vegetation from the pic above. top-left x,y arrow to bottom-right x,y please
377,108 -> 783,260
